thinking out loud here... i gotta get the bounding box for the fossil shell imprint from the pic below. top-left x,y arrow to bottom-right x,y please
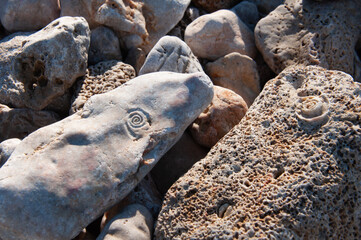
295,94 -> 329,126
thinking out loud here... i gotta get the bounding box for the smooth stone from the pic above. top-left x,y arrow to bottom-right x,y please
231,1 -> 259,30
190,86 -> 248,148
185,9 -> 256,61
255,0 -> 361,81
70,61 -> 135,114
139,36 -> 202,75
205,52 -> 260,106
89,27 -> 122,66
97,204 -> 153,240
0,16 -> 90,110
0,0 -> 60,32
0,71 -> 213,240
0,104 -> 60,142
0,138 -> 21,168
191,0 -> 240,12
155,65 -> 361,239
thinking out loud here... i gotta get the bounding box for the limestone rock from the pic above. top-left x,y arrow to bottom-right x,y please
155,65 -> 361,239
205,52 -> 260,106
98,204 -> 153,240
0,138 -> 21,168
0,71 -> 213,240
139,36 -> 202,75
0,104 -> 60,142
151,131 -> 208,194
0,0 -> 60,32
191,0 -> 240,12
190,86 -> 248,148
185,9 -> 256,61
0,16 -> 90,110
231,1 -> 259,30
255,0 -> 361,81
89,26 -> 122,66
70,61 -> 136,114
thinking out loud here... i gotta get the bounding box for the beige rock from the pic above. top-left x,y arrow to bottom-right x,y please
185,9 -> 256,61
70,61 -> 136,114
255,0 -> 361,81
205,52 -> 260,106
0,0 -> 60,32
156,65 -> 361,239
191,0 -> 240,12
190,86 -> 248,148
0,104 -> 60,142
0,138 -> 21,168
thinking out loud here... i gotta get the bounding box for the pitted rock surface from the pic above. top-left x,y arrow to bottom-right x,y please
155,65 -> 361,239
255,0 -> 361,81
70,61 -> 135,114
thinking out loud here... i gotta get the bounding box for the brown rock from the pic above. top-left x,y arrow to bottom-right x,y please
190,86 -> 248,148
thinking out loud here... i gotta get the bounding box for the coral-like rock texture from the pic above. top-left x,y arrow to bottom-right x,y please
155,65 -> 361,239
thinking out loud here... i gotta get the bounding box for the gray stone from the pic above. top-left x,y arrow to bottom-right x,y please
89,26 -> 122,66
97,204 -> 153,240
0,138 -> 21,168
0,71 -> 213,240
0,0 -> 60,32
125,47 -> 146,74
231,1 -> 259,30
139,36 -> 202,75
0,16 -> 90,110
155,65 -> 361,239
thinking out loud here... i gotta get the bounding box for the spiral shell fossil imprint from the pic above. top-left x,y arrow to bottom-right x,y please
295,94 -> 330,126
126,109 -> 151,138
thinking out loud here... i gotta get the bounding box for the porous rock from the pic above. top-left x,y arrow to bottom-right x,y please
98,204 -> 153,240
70,60 -> 136,114
155,65 -> 361,239
0,71 -> 213,240
0,104 -> 59,142
191,0 -> 240,12
185,9 -> 256,61
139,36 -> 202,75
205,52 -> 260,106
88,26 -> 122,66
0,0 -> 60,32
0,138 -> 21,168
255,0 -> 361,81
190,86 -> 248,148
0,16 -> 90,110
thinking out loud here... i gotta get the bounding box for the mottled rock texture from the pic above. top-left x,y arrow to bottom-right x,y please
0,0 -> 60,32
0,71 -> 213,240
139,36 -> 202,75
70,61 -> 135,114
191,0 -> 240,12
0,138 -> 21,168
156,65 -> 361,239
0,16 -> 90,110
190,86 -> 248,148
255,0 -> 361,81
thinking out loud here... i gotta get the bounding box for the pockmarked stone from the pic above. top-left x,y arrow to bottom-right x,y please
70,60 -> 136,114
191,0 -> 240,12
139,36 -> 202,75
0,16 -> 90,110
0,0 -> 60,32
0,138 -> 21,168
98,204 -> 153,240
0,104 -> 60,142
155,65 -> 361,239
205,52 -> 260,106
185,9 -> 256,61
0,71 -> 213,240
255,0 -> 361,81
190,86 -> 248,148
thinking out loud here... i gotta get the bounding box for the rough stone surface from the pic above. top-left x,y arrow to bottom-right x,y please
151,131 -> 208,195
231,1 -> 259,30
255,0 -> 361,81
205,52 -> 260,106
88,26 -> 122,66
190,86 -> 248,148
0,16 -> 90,110
60,0 -> 191,53
185,9 -> 256,61
98,204 -> 153,240
0,0 -> 60,32
191,0 -> 240,12
0,104 -> 60,142
70,61 -> 135,114
139,36 -> 202,75
155,65 -> 361,239
0,71 -> 213,240
0,138 -> 21,168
